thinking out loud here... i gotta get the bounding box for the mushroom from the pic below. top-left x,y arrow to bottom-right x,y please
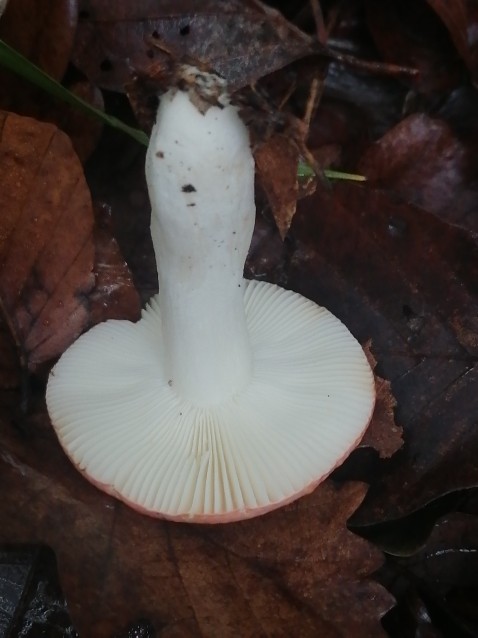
46,68 -> 375,523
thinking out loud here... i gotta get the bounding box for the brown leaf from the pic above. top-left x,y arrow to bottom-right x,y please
426,0 -> 478,85
0,0 -> 78,80
84,142 -> 158,301
254,134 -> 299,239
280,182 -> 478,525
0,111 -> 94,373
0,394 -> 394,637
365,0 -> 464,96
0,112 -> 140,382
45,79 -> 105,163
0,314 -> 20,389
89,204 -> 141,325
360,344 -> 402,459
0,1 -> 104,162
72,0 -> 318,93
358,113 -> 478,235
406,511 -> 478,589
395,511 -> 478,635
0,0 -> 79,129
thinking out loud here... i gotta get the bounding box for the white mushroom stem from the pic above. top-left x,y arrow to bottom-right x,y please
145,89 -> 255,405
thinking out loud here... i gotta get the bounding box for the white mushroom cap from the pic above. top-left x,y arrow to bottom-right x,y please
47,278 -> 375,523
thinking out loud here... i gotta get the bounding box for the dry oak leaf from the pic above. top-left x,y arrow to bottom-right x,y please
0,111 -> 140,384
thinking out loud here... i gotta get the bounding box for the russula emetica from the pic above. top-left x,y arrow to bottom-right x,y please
46,68 -> 375,523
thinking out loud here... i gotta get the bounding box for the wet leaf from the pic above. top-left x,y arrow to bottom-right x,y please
0,111 -> 140,384
72,0 -> 319,94
0,0 -> 81,137
0,0 -> 78,81
426,0 -> 478,85
89,203 -> 142,325
358,113 -> 478,235
360,345 -> 402,460
276,182 -> 478,526
0,545 -> 78,636
0,395 -> 394,637
365,0 -> 464,97
0,39 -> 149,149
382,512 -> 478,637
407,512 -> 478,591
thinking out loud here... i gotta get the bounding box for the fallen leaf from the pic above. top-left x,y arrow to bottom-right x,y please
254,134 -> 299,239
0,0 -> 79,132
283,182 -> 478,526
72,0 -> 319,94
0,110 -> 94,375
360,344 -> 402,459
426,0 -> 478,85
0,111 -> 140,384
0,9 -> 105,162
89,203 -> 142,326
0,0 -> 77,81
42,79 -> 105,163
358,113 -> 478,235
0,545 -> 77,636
382,511 -> 478,637
365,0 -> 464,96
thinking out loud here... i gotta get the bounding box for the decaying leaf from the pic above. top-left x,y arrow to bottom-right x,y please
381,510 -> 478,637
0,0 -> 78,82
365,0 -> 464,96
42,79 -> 105,163
89,203 -> 142,326
358,113 -> 478,234
0,111 -> 140,386
0,394 -> 394,637
426,0 -> 478,85
282,182 -> 478,526
0,0 -> 79,129
0,545 -> 77,636
254,134 -> 300,239
360,344 -> 402,459
0,110 -> 94,375
72,0 -> 319,94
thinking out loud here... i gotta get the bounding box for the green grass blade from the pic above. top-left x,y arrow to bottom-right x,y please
0,39 -> 149,147
323,168 -> 366,181
298,161 -> 366,182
